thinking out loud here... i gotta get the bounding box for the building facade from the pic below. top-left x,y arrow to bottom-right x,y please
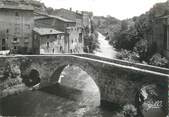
0,1 -> 34,53
34,14 -> 84,54
160,16 -> 169,59
33,27 -> 65,54
145,15 -> 169,59
66,26 -> 84,53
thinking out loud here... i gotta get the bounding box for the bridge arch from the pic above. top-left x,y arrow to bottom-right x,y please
49,63 -> 100,86
46,63 -> 101,106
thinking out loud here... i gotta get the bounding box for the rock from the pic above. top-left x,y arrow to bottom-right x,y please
138,84 -> 166,117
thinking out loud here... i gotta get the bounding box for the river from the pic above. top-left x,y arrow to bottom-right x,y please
94,32 -> 117,59
0,33 -> 119,117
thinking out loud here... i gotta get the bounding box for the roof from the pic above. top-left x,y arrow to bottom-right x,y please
33,27 -> 64,36
47,15 -> 75,23
160,15 -> 169,19
34,12 -> 76,23
0,3 -> 34,11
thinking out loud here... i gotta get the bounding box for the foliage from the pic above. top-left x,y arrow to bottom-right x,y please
83,31 -> 99,53
134,40 -> 157,62
104,1 -> 169,68
83,20 -> 99,53
116,49 -> 140,63
93,16 -> 121,36
115,104 -> 137,117
149,53 -> 169,67
123,104 -> 137,117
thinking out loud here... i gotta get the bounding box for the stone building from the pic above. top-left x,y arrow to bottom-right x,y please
54,8 -> 83,27
0,0 -> 34,53
158,15 -> 169,59
34,14 -> 84,54
35,14 -> 76,32
66,26 -> 83,53
143,14 -> 169,60
54,8 -> 93,28
33,27 -> 65,54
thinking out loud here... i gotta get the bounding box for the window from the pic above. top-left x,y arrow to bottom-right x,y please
47,42 -> 49,48
47,35 -> 49,39
13,38 -> 18,42
15,12 -> 19,16
67,24 -> 69,27
2,39 -> 5,45
2,47 -> 6,50
79,33 -> 82,43
14,46 -> 17,50
6,29 -> 9,33
25,24 -> 30,30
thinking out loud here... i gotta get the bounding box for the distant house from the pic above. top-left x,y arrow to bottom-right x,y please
33,27 -> 65,54
54,8 -> 93,28
0,0 -> 34,53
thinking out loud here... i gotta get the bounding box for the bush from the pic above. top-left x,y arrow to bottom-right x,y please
116,49 -> 140,63
149,53 -> 169,68
123,104 -> 137,117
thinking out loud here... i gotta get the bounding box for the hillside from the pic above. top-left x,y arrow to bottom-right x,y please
108,0 -> 169,67
93,16 -> 121,37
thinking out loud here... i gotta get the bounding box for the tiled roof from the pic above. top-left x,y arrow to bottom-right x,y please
33,27 -> 64,36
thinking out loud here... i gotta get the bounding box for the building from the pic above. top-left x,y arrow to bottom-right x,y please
158,15 -> 169,59
54,8 -> 83,27
33,27 -> 65,54
66,26 -> 83,53
144,15 -> 169,60
34,14 -> 84,54
35,14 -> 76,32
54,8 -> 93,28
0,0 -> 34,53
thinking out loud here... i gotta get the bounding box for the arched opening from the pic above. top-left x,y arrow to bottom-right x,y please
38,64 -> 102,116
22,69 -> 41,87
58,65 -> 101,107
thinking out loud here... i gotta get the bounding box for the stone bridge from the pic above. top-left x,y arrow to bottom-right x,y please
0,54 -> 168,115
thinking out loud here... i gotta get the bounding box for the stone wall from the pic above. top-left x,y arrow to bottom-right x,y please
0,9 -> 34,51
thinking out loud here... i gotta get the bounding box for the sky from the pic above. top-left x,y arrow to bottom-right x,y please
40,0 -> 167,20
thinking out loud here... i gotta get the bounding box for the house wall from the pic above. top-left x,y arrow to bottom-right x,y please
66,27 -> 83,53
33,32 -> 65,54
0,9 -> 34,51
